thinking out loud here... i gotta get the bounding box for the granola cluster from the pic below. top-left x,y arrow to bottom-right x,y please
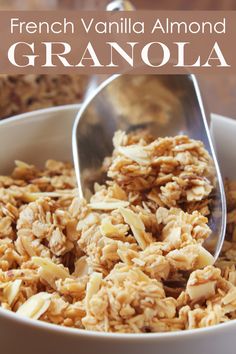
0,130 -> 236,333
0,75 -> 87,119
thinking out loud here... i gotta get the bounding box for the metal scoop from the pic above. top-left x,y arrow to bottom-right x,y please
72,5 -> 226,261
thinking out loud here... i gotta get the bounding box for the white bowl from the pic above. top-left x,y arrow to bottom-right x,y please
0,106 -> 236,354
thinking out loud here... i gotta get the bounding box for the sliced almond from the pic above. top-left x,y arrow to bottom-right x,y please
73,256 -> 89,277
162,226 -> 181,244
173,142 -> 200,152
88,201 -> 129,210
32,256 -> 70,288
100,218 -> 119,237
167,244 -> 214,270
195,245 -> 214,268
21,236 -> 37,257
100,218 -> 128,240
187,280 -> 216,301
222,288 -> 236,305
3,279 -> 22,306
117,145 -> 150,165
15,160 -> 34,169
23,191 -> 77,202
113,130 -> 126,148
156,207 -> 169,224
16,292 -> 51,320
85,272 -> 102,310
120,207 -> 149,249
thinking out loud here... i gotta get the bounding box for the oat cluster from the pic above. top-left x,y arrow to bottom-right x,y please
0,131 -> 236,333
0,75 -> 87,119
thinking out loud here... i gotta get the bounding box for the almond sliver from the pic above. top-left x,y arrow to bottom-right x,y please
100,218 -> 119,237
85,272 -> 102,310
16,292 -> 51,320
88,201 -> 129,210
73,256 -> 89,277
187,281 -> 216,301
195,245 -> 214,268
118,145 -> 150,165
32,256 -> 70,288
120,207 -> 149,249
3,279 -> 22,306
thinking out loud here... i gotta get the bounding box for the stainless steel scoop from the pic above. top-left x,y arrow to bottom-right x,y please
72,2 -> 226,261
72,73 -> 226,261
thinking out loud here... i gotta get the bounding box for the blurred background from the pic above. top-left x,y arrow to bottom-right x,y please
0,0 -> 235,120
0,0 -> 235,10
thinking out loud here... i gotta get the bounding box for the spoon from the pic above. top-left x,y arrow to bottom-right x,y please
72,6 -> 226,262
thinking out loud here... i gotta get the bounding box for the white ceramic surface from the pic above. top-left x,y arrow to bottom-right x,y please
0,106 -> 236,354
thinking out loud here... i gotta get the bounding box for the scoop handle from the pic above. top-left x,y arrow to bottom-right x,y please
106,0 -> 135,11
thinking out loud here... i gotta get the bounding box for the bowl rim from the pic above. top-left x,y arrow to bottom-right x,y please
0,104 -> 235,340
0,103 -> 81,127
1,304 -> 236,340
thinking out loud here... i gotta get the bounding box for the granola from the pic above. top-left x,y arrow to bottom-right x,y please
0,75 -> 87,119
0,130 -> 236,333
